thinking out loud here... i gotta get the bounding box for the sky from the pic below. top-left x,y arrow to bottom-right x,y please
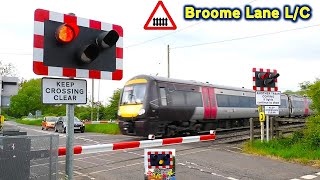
0,0 -> 319,105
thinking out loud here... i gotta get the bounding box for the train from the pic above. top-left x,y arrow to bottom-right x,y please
117,74 -> 313,137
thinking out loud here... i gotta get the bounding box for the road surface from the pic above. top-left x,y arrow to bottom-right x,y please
3,121 -> 320,180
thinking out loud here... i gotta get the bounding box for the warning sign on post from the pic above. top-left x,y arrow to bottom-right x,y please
256,91 -> 281,106
144,1 -> 177,30
42,77 -> 87,104
265,106 -> 279,115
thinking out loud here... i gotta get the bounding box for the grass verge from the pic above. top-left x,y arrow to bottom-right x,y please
243,138 -> 320,167
84,124 -> 121,135
16,119 -> 42,126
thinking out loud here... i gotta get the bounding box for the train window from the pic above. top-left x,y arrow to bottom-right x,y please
280,99 -> 287,108
249,97 -> 257,108
239,96 -> 250,107
292,100 -> 304,108
120,84 -> 146,105
185,91 -> 203,107
159,87 -> 167,106
216,94 -> 257,108
229,95 -> 240,107
216,94 -> 229,107
170,90 -> 186,106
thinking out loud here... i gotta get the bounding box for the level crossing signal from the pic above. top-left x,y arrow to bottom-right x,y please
33,9 -> 124,80
258,72 -> 279,86
252,68 -> 279,91
150,154 -> 171,166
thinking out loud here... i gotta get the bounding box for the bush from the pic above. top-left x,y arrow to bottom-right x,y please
304,115 -> 320,148
290,130 -> 304,144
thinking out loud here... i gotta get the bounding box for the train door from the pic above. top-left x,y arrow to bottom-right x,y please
304,97 -> 309,116
288,96 -> 293,116
201,86 -> 217,119
201,87 -> 211,119
156,82 -> 172,122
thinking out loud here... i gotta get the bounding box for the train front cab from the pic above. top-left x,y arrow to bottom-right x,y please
117,77 -> 160,137
118,78 -> 147,136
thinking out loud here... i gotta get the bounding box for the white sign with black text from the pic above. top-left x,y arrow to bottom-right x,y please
42,77 -> 87,104
256,91 -> 281,106
265,106 -> 279,115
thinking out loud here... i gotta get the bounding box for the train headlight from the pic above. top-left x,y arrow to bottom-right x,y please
138,109 -> 145,115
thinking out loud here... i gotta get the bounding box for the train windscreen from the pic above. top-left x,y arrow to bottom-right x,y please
121,84 -> 146,105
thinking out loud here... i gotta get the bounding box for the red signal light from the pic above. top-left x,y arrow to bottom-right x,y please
55,24 -> 79,43
258,72 -> 269,79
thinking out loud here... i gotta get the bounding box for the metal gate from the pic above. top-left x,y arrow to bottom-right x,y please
0,134 -> 59,180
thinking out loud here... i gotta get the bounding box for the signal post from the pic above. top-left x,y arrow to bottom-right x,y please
33,9 -> 123,179
253,68 -> 280,142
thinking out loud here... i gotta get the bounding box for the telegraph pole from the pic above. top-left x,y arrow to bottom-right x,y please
167,45 -> 170,78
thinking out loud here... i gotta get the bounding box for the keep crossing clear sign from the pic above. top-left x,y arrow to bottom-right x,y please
255,91 -> 281,106
42,77 -> 87,104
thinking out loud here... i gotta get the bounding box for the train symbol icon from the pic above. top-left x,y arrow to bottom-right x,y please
144,1 -> 177,30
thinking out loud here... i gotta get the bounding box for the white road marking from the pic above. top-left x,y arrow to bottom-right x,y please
301,175 -> 317,179
88,162 -> 143,175
178,148 -> 213,156
230,146 -> 242,150
123,150 -> 144,157
290,179 -> 300,180
13,122 -> 104,144
316,172 -> 320,175
227,177 -> 239,180
180,161 -> 239,180
74,170 -> 96,180
12,124 -> 66,137
75,158 -> 100,166
224,149 -> 239,154
76,137 -> 99,144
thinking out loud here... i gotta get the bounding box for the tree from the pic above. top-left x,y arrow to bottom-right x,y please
306,80 -> 320,112
104,88 -> 121,120
0,61 -> 18,77
9,79 -> 44,117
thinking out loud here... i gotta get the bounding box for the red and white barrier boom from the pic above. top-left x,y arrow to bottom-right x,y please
58,130 -> 216,156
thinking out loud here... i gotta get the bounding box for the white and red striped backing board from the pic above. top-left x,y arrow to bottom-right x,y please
252,68 -> 278,91
33,9 -> 123,80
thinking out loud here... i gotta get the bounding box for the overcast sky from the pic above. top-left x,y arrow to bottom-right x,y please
0,0 -> 319,105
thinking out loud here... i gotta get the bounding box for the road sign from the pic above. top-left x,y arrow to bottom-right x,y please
144,149 -> 176,180
33,9 -> 123,80
144,1 -> 177,30
252,68 -> 279,91
41,77 -> 87,104
259,112 -> 265,122
265,106 -> 279,115
256,91 -> 281,106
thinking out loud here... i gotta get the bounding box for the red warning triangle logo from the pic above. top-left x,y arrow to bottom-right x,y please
144,1 -> 177,30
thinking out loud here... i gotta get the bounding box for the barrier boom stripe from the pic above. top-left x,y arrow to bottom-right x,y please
58,132 -> 216,156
